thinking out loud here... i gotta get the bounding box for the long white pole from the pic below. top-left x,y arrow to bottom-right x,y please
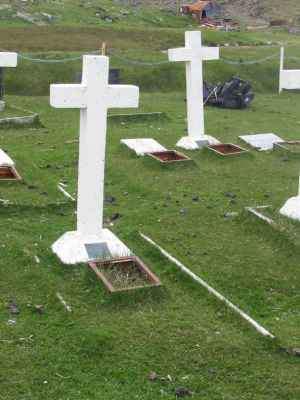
140,232 -> 275,340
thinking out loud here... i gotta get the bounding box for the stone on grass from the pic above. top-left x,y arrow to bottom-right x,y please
121,138 -> 166,156
239,133 -> 283,151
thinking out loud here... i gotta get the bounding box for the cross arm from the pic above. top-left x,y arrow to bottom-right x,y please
0,52 -> 18,67
168,48 -> 194,62
50,84 -> 87,108
106,85 -> 139,109
169,47 -> 219,62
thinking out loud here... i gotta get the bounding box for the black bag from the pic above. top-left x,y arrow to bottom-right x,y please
204,77 -> 254,109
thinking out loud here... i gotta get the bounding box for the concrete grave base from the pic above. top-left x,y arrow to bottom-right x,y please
0,148 -> 14,166
52,229 -> 132,265
280,196 -> 300,222
176,135 -> 220,150
0,101 -> 5,112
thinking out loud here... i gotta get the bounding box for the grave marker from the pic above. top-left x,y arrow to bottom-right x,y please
50,55 -> 139,264
168,31 -> 219,150
279,47 -> 300,93
0,52 -> 18,111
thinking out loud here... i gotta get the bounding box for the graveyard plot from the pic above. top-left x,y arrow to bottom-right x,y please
148,150 -> 191,163
207,143 -> 248,156
88,256 -> 161,292
2,91 -> 300,400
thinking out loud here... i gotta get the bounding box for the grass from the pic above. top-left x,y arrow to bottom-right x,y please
1,90 -> 300,399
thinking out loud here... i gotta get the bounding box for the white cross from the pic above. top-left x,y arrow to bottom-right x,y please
50,55 -> 139,264
0,52 -> 18,68
168,31 -> 219,149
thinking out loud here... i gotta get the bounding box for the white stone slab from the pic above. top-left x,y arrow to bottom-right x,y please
239,133 -> 283,151
0,149 -> 14,166
280,196 -> 300,222
52,229 -> 132,265
121,138 -> 167,156
176,135 -> 220,150
168,31 -> 220,149
0,52 -> 18,68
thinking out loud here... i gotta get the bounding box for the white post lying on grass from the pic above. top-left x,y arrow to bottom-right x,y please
50,55 -> 139,264
279,47 -> 300,93
140,232 -> 275,340
168,31 -> 219,150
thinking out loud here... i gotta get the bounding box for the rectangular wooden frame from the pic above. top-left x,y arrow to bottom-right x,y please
208,143 -> 248,156
0,165 -> 22,181
147,150 -> 191,164
88,256 -> 161,293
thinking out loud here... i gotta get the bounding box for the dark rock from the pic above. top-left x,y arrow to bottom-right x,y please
175,387 -> 193,397
105,195 -> 116,204
8,302 -> 20,315
224,192 -> 237,199
192,196 -> 199,202
264,192 -> 272,198
110,212 -> 121,221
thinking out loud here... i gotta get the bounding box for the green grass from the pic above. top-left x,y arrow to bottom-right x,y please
1,91 -> 300,399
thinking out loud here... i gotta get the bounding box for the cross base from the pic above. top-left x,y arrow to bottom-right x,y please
280,196 -> 300,222
52,229 -> 132,265
176,135 -> 220,150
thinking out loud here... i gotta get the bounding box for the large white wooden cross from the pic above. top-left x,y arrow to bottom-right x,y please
0,52 -> 18,110
168,31 -> 219,150
50,55 -> 139,265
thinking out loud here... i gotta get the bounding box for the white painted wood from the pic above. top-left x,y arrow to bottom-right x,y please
0,149 -> 14,166
140,232 -> 275,339
239,133 -> 283,151
168,31 -> 219,149
279,47 -> 300,93
50,55 -> 139,264
121,138 -> 167,156
0,52 -> 18,68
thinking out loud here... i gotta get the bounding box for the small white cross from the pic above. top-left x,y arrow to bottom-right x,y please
168,31 -> 219,149
50,55 -> 139,264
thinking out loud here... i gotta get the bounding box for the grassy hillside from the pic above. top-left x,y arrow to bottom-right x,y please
2,0 -> 300,28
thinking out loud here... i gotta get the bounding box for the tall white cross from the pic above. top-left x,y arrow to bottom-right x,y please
168,31 -> 219,150
50,55 -> 139,264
